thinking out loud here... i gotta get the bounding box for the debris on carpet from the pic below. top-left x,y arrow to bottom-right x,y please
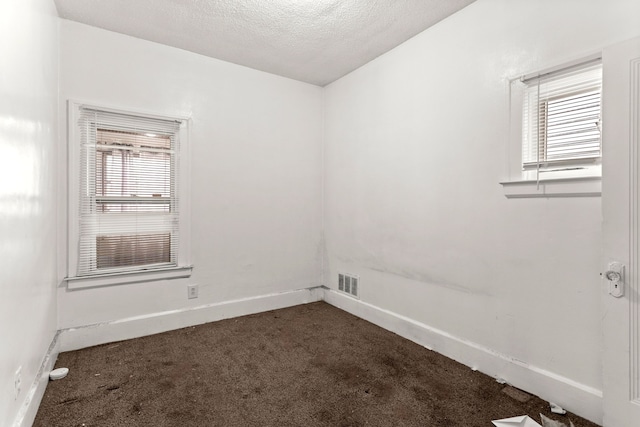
501,385 -> 532,403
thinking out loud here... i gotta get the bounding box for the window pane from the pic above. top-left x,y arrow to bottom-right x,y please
544,90 -> 601,161
76,105 -> 182,276
98,128 -> 171,150
521,62 -> 602,169
96,233 -> 171,269
96,129 -> 172,203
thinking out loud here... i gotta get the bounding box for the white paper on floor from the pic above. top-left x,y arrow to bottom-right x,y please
492,414 -> 576,427
491,415 -> 542,427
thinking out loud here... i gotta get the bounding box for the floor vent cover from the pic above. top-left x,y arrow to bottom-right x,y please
338,273 -> 359,298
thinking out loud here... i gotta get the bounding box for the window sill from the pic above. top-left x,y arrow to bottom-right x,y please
65,265 -> 193,290
500,176 -> 601,198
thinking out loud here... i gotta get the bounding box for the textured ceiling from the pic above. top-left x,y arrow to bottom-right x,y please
53,0 -> 476,86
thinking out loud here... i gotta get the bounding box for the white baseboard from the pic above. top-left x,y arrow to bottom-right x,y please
12,332 -> 60,427
322,289 -> 603,425
59,286 -> 324,352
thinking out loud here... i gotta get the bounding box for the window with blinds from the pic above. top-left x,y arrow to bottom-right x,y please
77,107 -> 182,276
522,61 -> 602,172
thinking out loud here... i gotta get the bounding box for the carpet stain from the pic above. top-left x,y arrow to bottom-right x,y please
371,380 -> 394,400
411,385 -> 436,402
157,379 -> 174,391
502,385 -> 533,403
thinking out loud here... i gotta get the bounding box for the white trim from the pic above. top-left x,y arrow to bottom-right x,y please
67,98 -> 192,123
322,289 -> 603,425
65,265 -> 193,290
520,53 -> 602,83
58,287 -> 324,352
629,56 -> 640,403
500,176 -> 602,198
12,333 -> 60,427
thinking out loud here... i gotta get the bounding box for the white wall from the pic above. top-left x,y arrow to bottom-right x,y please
0,0 -> 59,424
323,0 -> 640,421
58,21 -> 323,332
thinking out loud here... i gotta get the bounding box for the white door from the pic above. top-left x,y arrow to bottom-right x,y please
602,36 -> 640,427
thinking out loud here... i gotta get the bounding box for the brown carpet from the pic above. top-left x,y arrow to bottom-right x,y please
34,302 -> 599,427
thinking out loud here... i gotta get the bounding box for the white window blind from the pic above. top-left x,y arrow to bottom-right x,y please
522,61 -> 602,171
77,107 -> 182,276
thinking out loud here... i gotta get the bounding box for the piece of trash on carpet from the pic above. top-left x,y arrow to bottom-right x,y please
493,413 -> 576,427
549,402 -> 567,415
49,367 -> 69,381
540,413 -> 575,427
492,415 -> 542,427
502,385 -> 532,403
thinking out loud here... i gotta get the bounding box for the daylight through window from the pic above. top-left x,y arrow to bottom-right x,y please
77,107 -> 182,275
522,61 -> 602,173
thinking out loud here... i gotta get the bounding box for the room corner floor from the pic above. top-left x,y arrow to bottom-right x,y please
34,302 -> 599,427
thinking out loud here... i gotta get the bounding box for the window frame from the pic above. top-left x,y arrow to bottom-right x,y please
65,100 -> 192,289
501,54 -> 603,198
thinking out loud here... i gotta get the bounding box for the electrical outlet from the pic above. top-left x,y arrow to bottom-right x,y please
187,284 -> 198,299
14,366 -> 22,400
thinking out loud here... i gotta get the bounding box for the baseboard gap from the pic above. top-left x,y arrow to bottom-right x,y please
12,331 -> 60,427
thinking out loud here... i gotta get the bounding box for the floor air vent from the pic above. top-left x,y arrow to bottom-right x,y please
338,273 -> 359,298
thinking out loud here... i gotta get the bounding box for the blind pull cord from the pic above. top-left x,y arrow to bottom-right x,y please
536,77 -> 541,190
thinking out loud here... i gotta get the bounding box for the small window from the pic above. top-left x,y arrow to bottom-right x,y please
67,103 -> 191,282
521,61 -> 602,178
